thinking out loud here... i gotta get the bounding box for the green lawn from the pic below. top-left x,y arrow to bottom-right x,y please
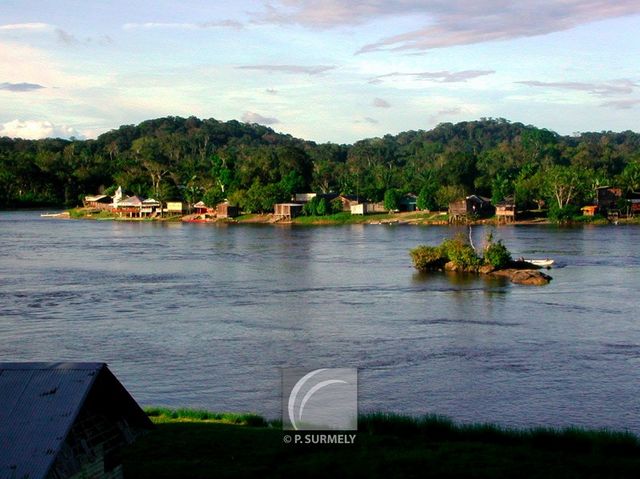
122,410 -> 640,478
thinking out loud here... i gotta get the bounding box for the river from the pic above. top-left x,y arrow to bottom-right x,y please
0,211 -> 639,432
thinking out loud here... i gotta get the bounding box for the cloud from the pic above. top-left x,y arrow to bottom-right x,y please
265,88 -> 278,94
600,99 -> 640,109
254,1 -> 640,53
363,117 -> 378,124
429,107 -> 462,122
369,70 -> 495,84
236,64 -> 336,75
517,79 -> 638,97
242,111 -> 280,125
55,28 -> 78,45
0,82 -> 45,92
373,97 -> 390,108
0,120 -> 83,139
0,22 -> 51,31
123,20 -> 243,30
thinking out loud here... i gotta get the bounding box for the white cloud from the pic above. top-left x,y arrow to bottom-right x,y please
0,119 -> 82,139
0,22 -> 51,31
236,64 -> 337,75
254,1 -> 640,53
123,20 -> 242,30
373,97 -> 390,108
241,111 -> 280,125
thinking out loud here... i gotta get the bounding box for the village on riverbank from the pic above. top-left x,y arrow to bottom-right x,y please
66,184 -> 640,226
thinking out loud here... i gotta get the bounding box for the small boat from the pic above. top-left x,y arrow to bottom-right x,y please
524,258 -> 554,268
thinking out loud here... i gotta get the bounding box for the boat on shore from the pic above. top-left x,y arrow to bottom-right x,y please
40,212 -> 70,218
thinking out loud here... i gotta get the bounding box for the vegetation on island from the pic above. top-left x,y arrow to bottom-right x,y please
123,407 -> 640,478
410,232 -> 511,272
2,117 -> 640,223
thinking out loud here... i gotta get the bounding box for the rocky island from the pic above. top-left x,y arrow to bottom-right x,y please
410,233 -> 552,285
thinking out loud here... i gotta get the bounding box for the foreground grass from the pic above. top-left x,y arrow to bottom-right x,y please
123,409 -> 640,478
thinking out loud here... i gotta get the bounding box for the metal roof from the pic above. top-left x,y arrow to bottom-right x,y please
0,363 -> 105,479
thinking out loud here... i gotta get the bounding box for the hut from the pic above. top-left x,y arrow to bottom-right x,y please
274,203 -> 303,219
115,196 -> 144,217
581,205 -> 598,216
0,362 -> 153,479
595,187 -> 622,213
164,202 -> 184,215
216,202 -> 239,218
193,201 -> 209,215
399,194 -> 418,212
141,198 -> 161,217
449,195 -> 494,222
495,197 -> 516,223
83,195 -> 113,210
628,191 -> 640,216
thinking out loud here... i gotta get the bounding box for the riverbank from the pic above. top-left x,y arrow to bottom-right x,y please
123,408 -> 640,478
61,207 -> 640,226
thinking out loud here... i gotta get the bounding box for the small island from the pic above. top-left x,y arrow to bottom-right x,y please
410,233 -> 552,285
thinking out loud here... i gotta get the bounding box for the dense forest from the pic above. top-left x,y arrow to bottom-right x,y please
1,116 -> 639,217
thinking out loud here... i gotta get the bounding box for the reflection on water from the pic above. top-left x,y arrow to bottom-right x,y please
1,211 -> 639,432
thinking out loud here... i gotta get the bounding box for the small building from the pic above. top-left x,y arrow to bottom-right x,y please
0,362 -> 153,479
216,202 -> 239,218
495,197 -> 516,222
193,201 -> 209,215
399,194 -> 418,212
581,205 -> 598,216
83,195 -> 113,210
164,202 -> 184,215
274,203 -> 303,219
141,198 -> 161,217
449,195 -> 495,222
596,187 -> 622,212
115,195 -> 144,217
628,191 -> 640,216
337,195 -> 362,212
350,201 -> 387,215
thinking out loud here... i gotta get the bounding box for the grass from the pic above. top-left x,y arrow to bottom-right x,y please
122,409 -> 640,478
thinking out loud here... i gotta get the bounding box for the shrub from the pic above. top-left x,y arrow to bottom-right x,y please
484,239 -> 512,268
410,245 -> 447,270
548,203 -> 580,222
440,234 -> 482,269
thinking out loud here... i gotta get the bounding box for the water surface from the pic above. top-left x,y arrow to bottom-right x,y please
1,211 -> 639,432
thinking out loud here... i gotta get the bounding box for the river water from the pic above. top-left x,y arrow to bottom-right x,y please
1,211 -> 639,432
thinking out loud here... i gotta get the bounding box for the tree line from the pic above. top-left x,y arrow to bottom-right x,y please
1,116 -> 639,217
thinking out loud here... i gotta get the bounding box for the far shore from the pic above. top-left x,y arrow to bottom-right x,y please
40,207 -> 640,226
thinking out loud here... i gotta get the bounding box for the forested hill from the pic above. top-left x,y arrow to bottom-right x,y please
1,116 -> 639,214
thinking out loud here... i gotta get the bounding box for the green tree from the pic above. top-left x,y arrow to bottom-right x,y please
384,188 -> 402,211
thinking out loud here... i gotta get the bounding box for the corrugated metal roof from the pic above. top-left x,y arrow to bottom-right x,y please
0,362 -> 104,479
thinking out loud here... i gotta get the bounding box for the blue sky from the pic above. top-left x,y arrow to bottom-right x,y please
1,0 -> 639,142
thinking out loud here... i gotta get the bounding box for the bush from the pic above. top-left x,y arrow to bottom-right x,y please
484,239 -> 512,268
410,245 -> 447,270
440,235 -> 482,269
548,203 -> 580,222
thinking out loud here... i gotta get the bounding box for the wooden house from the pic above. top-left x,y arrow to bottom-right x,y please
115,195 -> 144,217
399,194 -> 418,212
194,201 -> 215,215
216,202 -> 239,218
164,202 -> 184,215
595,187 -> 622,212
581,205 -> 598,216
0,362 -> 153,479
83,194 -> 113,210
628,192 -> 640,216
449,195 -> 494,222
495,197 -> 516,222
274,203 -> 303,219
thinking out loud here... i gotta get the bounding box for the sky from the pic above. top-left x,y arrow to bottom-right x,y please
1,0 -> 639,143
